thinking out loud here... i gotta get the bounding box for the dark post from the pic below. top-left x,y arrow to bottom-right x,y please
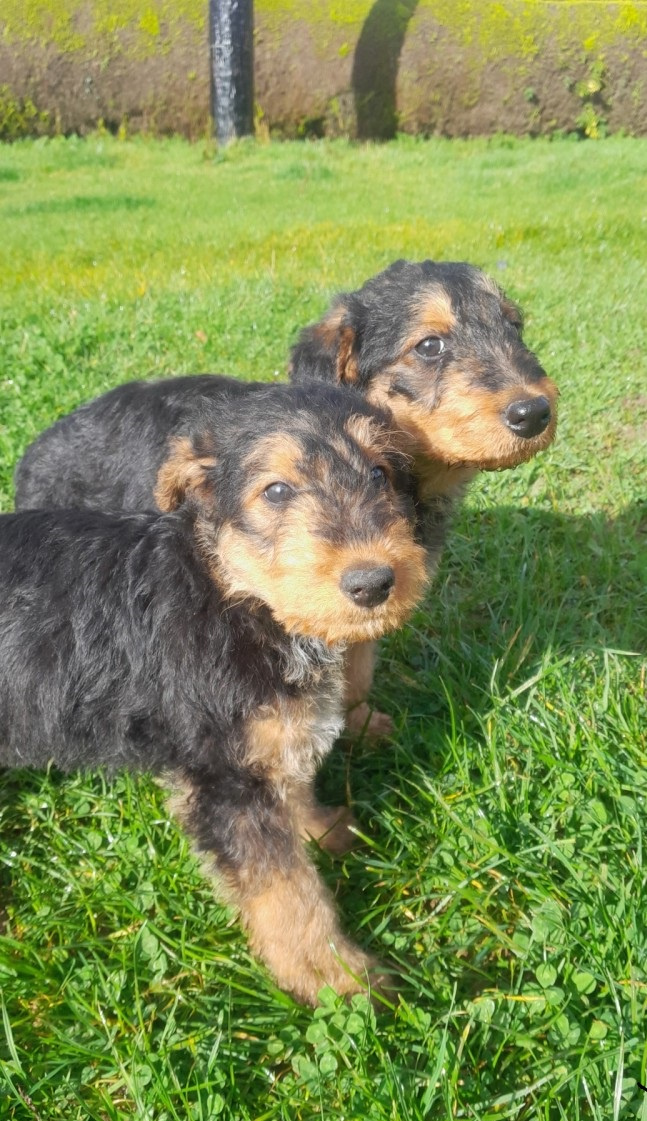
209,0 -> 254,144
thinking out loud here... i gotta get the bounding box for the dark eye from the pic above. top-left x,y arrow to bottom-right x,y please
370,465 -> 388,486
414,336 -> 445,360
264,482 -> 294,505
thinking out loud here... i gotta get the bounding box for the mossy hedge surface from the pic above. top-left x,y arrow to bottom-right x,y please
0,1 -> 646,139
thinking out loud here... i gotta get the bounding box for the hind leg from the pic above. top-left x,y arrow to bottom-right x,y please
292,783 -> 359,855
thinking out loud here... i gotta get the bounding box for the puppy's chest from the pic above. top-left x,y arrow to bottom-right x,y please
415,493 -> 454,565
244,663 -> 345,786
414,462 -> 476,565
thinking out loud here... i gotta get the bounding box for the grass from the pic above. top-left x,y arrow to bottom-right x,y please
0,132 -> 646,1120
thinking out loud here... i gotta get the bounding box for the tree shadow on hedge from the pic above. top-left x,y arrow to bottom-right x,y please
352,0 -> 419,140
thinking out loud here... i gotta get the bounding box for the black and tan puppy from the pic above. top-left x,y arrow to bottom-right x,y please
290,260 -> 557,560
290,260 -> 558,733
14,259 -> 558,734
1,384 -> 427,1005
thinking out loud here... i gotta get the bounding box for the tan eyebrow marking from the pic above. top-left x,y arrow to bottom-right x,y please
401,288 -> 456,352
343,414 -> 401,462
241,433 -> 306,507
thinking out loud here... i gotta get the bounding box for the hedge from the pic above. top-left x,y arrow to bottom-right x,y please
1,1 -> 646,139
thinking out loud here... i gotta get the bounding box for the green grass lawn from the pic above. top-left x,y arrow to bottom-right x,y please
0,133 -> 646,1120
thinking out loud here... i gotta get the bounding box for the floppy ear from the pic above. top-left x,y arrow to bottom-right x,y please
154,436 -> 217,512
500,296 -> 524,334
289,299 -> 360,385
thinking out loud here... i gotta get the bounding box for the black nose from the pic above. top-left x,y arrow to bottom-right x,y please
340,565 -> 395,608
504,395 -> 551,439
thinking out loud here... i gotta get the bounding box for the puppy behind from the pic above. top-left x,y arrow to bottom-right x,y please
15,261 -> 558,528
290,259 -> 557,485
290,259 -> 559,732
1,384 -> 427,1005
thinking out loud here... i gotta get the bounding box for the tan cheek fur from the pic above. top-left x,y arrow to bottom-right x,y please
210,519 -> 427,646
367,373 -> 558,471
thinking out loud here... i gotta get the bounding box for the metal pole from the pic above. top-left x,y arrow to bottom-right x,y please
209,0 -> 254,144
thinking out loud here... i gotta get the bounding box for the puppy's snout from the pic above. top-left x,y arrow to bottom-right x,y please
503,395 -> 551,439
340,564 -> 395,608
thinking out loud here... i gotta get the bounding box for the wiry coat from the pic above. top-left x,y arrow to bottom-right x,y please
15,375 -> 265,513
0,505 -> 337,864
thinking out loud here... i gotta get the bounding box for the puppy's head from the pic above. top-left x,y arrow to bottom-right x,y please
155,385 -> 427,646
290,260 -> 558,475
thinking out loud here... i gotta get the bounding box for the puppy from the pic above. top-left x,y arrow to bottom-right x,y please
1,384 -> 427,1005
289,260 -> 558,733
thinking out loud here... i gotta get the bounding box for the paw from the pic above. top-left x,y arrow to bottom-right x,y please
299,805 -> 360,855
345,702 -> 394,742
243,864 -> 393,1008
297,943 -> 392,1007
311,946 -> 399,1008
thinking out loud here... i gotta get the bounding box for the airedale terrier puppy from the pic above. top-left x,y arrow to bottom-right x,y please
1,384 -> 427,1005
14,259 -> 557,734
289,260 -> 558,733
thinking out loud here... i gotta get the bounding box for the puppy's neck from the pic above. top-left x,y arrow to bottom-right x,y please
413,457 -> 478,504
282,633 -> 344,687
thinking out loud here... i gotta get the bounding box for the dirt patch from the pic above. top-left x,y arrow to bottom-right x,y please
617,396 -> 647,448
621,396 -> 647,411
618,421 -> 647,447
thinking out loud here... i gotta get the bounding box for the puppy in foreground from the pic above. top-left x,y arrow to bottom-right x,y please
15,259 -> 558,734
0,385 -> 427,1005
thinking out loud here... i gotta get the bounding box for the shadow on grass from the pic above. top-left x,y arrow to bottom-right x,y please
316,498 -> 646,805
2,195 -> 155,218
314,501 -> 646,1018
390,498 -> 645,715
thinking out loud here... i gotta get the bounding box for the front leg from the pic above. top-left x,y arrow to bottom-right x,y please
169,767 -> 386,1005
343,641 -> 393,740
